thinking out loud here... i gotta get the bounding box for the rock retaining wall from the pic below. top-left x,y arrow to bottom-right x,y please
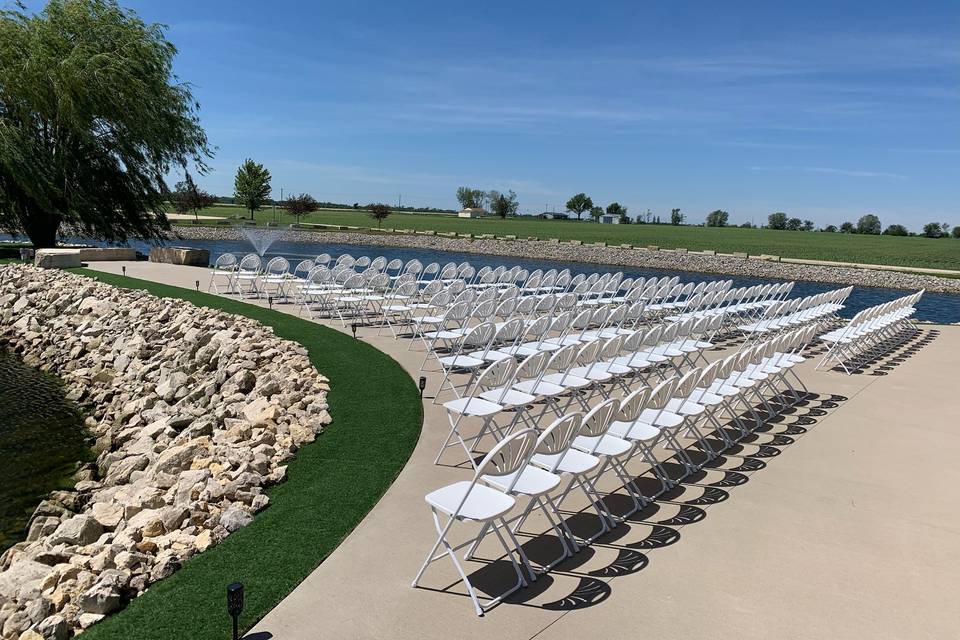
171,225 -> 960,294
0,264 -> 332,638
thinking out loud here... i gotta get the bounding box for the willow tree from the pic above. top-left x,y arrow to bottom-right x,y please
0,0 -> 211,248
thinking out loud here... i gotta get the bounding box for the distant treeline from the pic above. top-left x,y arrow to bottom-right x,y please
211,196 -> 456,214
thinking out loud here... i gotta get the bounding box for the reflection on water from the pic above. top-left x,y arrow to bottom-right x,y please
0,349 -> 92,551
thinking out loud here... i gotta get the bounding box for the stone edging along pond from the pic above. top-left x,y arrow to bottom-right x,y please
171,225 -> 960,294
0,264 -> 331,638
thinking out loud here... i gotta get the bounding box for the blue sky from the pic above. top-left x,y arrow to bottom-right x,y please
24,0 -> 960,226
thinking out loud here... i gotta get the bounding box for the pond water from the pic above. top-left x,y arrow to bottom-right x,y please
0,349 -> 92,551
116,236 -> 960,324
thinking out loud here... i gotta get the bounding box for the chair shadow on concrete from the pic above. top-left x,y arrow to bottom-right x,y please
820,327 -> 939,376
443,389 -> 850,615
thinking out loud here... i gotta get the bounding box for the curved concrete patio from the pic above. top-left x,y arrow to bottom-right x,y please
89,260 -> 960,639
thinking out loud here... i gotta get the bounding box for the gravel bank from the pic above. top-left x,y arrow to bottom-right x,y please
171,226 -> 960,294
0,264 -> 331,638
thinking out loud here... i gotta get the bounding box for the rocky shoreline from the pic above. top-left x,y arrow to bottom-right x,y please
171,225 -> 960,294
0,265 -> 331,639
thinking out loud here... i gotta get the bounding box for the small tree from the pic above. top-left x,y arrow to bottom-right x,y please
705,210 -> 729,227
823,225 -> 838,233
786,217 -> 803,231
456,186 -> 486,210
565,193 -> 593,220
171,174 -> 216,221
768,212 -> 788,230
488,190 -> 519,219
840,221 -> 856,233
922,222 -> 944,238
740,221 -> 755,229
286,193 -> 318,223
953,226 -> 960,239
670,208 -> 684,225
589,205 -> 604,221
802,220 -> 814,231
883,224 -> 909,236
234,159 -> 272,220
857,214 -> 881,235
368,203 -> 391,228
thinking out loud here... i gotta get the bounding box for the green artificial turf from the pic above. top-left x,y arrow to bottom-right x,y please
70,269 -> 422,640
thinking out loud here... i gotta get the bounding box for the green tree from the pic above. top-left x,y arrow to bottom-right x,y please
0,0 -> 212,248
589,205 -> 604,221
368,203 -> 391,228
455,186 -> 486,210
565,193 -> 593,220
670,208 -> 684,225
705,210 -> 729,227
285,193 -> 318,223
922,222 -> 944,238
953,226 -> 960,239
822,225 -> 838,233
171,174 -> 216,221
606,202 -> 628,223
234,159 -> 272,220
768,212 -> 788,230
840,221 -> 856,233
883,224 -> 909,236
802,219 -> 815,231
488,190 -> 519,218
857,214 -> 881,235
786,217 -> 803,231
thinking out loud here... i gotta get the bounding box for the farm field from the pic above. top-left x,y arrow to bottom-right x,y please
172,205 -> 960,271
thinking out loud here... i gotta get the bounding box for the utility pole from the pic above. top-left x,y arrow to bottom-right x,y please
397,194 -> 402,209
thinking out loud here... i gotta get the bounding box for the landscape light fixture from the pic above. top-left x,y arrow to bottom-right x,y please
226,582 -> 244,640
419,376 -> 427,398
121,266 -> 126,277
351,322 -> 358,339
267,295 -> 273,309
195,280 -> 200,291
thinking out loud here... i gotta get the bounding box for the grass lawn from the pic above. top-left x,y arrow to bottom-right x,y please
174,205 -> 960,271
71,269 -> 422,640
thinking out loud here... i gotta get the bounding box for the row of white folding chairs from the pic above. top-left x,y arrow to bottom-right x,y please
413,324 -> 817,615
738,286 -> 851,341
665,282 -> 794,324
815,290 -> 923,374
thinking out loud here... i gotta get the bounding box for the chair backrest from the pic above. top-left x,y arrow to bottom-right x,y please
477,429 -> 538,489
617,386 -> 652,422
315,253 -> 332,266
578,398 -> 621,439
214,253 -> 237,269
238,254 -> 262,272
648,377 -> 678,410
536,413 -> 583,456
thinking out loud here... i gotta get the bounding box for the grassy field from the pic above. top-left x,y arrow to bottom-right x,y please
73,270 -> 422,640
175,205 -> 960,271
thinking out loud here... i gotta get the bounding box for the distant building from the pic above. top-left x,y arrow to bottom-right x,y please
538,211 -> 569,220
458,207 -> 486,218
599,214 -> 621,224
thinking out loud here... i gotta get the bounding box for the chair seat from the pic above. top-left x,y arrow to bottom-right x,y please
479,388 -> 536,407
443,396 -> 503,417
665,398 -> 706,416
608,419 -> 660,442
572,433 -> 632,457
532,449 -> 601,475
590,361 -> 633,375
688,389 -> 725,406
438,355 -> 485,369
483,466 -> 561,497
518,340 -> 563,353
610,354 -> 654,369
638,408 -> 684,428
513,379 -> 567,397
469,349 -> 515,363
541,372 -> 592,389
568,366 -> 613,382
426,481 -> 515,521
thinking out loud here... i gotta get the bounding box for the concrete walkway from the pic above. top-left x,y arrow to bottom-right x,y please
88,261 -> 960,640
